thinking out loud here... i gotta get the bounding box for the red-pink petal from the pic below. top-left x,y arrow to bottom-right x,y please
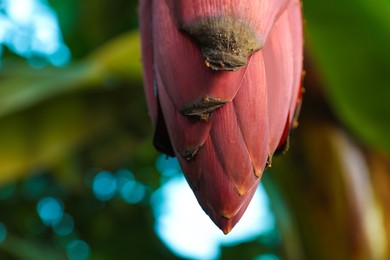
139,0 -> 304,234
171,52 -> 269,232
263,7 -> 295,153
286,0 -> 304,122
228,52 -> 269,180
157,69 -> 212,160
153,0 -> 248,111
166,0 -> 290,46
264,0 -> 303,153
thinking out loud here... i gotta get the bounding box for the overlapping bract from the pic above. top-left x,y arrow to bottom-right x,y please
140,0 -> 303,234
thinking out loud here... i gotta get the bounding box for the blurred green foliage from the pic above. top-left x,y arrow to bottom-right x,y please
48,0 -> 139,59
304,0 -> 390,154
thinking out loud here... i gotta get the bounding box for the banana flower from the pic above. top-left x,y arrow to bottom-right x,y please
140,0 -> 303,234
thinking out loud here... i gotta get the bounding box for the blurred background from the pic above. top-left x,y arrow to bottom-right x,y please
0,0 -> 389,259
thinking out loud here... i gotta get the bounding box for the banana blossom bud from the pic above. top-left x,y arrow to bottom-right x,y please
140,0 -> 303,234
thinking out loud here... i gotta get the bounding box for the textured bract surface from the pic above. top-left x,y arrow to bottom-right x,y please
140,0 -> 303,234
183,16 -> 262,71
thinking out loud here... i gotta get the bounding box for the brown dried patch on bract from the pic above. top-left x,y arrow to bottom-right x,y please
181,96 -> 228,121
183,16 -> 261,71
179,145 -> 200,160
266,154 -> 273,169
292,86 -> 305,129
253,161 -> 262,178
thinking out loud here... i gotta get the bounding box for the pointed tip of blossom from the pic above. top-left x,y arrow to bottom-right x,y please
216,216 -> 238,235
222,225 -> 232,235
211,208 -> 246,234
203,178 -> 259,234
203,214 -> 234,234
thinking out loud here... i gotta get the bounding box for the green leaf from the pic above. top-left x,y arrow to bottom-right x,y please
303,0 -> 390,153
0,31 -> 142,119
0,31 -> 147,184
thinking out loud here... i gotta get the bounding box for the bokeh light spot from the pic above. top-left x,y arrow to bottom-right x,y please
120,181 -> 146,204
48,43 -> 71,66
37,197 -> 64,227
0,222 -> 7,244
92,171 -> 117,201
152,175 -> 276,259
66,239 -> 91,260
255,254 -> 280,260
53,213 -> 75,236
11,33 -> 30,54
0,0 -> 71,66
116,169 -> 146,204
155,155 -> 181,179
6,0 -> 34,24
115,169 -> 135,188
